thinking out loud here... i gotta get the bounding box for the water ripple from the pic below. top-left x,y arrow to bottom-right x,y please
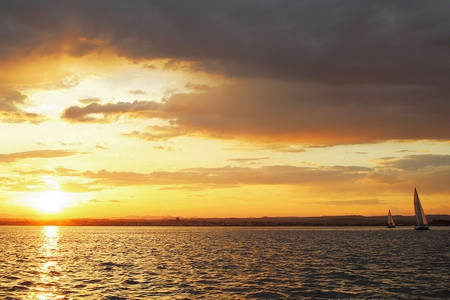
0,226 -> 448,299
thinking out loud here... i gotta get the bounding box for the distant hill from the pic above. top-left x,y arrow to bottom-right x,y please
0,215 -> 449,226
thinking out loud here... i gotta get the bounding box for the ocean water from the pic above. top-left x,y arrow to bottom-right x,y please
0,226 -> 448,299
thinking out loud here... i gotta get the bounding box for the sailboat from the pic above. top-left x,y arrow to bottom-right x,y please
387,210 -> 396,228
414,188 -> 429,230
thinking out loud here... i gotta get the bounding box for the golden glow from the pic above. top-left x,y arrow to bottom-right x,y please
28,191 -> 71,214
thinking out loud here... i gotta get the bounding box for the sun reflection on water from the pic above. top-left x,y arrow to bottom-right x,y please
26,226 -> 64,300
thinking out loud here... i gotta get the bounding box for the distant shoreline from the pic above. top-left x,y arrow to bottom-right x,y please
1,215 -> 449,226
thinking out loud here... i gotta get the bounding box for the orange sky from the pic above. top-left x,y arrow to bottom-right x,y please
0,2 -> 449,218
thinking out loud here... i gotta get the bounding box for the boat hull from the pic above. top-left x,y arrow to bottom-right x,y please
414,225 -> 429,230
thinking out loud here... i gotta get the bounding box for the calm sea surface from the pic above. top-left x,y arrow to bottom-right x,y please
0,226 -> 448,299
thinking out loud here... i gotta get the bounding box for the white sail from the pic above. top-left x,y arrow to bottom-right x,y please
387,210 -> 395,227
414,188 -> 428,226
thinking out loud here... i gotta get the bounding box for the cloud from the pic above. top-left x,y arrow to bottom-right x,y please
161,82 -> 450,144
129,90 -> 146,95
58,141 -> 81,147
53,161 -> 450,194
185,82 -> 211,92
378,154 -> 450,170
153,145 -> 178,152
79,97 -> 101,104
52,74 -> 80,89
276,147 -> 307,153
0,111 -> 46,124
228,157 -> 269,163
1,176 -> 99,193
1,1 -> 449,86
124,126 -> 187,142
4,1 -> 448,145
370,154 -> 450,193
0,89 -> 45,124
95,144 -> 107,150
0,89 -> 27,111
12,163 -> 370,192
62,80 -> 450,144
369,167 -> 450,194
320,199 -> 384,206
4,164 -> 371,193
56,165 -> 369,188
13,168 -> 55,176
62,101 -> 163,122
0,150 -> 79,163
225,144 -> 306,153
5,178 -> 45,192
60,182 -> 101,193
89,199 -> 120,204
8,155 -> 450,195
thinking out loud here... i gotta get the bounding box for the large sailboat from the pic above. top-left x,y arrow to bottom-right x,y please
387,210 -> 396,228
414,188 -> 429,230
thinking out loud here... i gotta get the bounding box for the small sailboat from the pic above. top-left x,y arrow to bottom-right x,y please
414,188 -> 429,230
387,210 -> 396,228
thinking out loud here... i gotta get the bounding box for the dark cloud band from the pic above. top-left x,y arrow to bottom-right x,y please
1,0 -> 449,85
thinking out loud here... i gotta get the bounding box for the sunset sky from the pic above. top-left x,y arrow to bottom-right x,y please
0,1 -> 449,218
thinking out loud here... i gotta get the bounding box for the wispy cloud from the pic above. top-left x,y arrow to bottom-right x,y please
61,101 -> 163,123
129,90 -> 146,95
95,144 -> 107,150
124,126 -> 187,142
153,145 -> 178,152
79,97 -> 101,104
228,157 -> 269,163
377,154 -> 450,170
320,199 -> 384,206
48,165 -> 369,188
0,150 -> 79,163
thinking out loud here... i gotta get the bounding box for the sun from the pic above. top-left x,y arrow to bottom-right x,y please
31,190 -> 70,214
